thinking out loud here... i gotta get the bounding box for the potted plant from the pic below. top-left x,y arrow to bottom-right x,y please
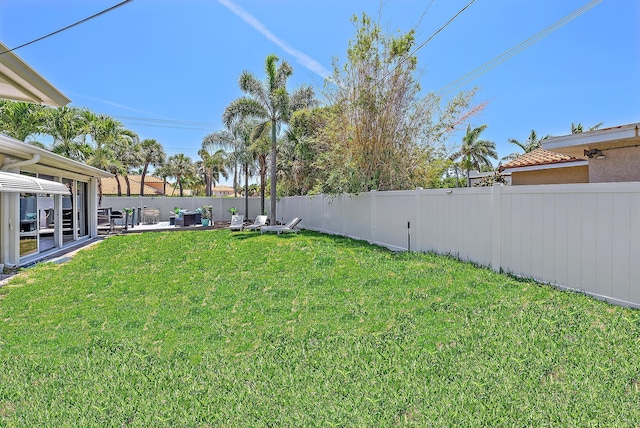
199,205 -> 213,227
228,206 -> 238,216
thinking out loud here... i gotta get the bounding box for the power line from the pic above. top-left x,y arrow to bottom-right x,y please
435,0 -> 602,98
0,0 -> 134,56
373,0 -> 476,88
114,115 -> 215,126
116,115 -> 216,132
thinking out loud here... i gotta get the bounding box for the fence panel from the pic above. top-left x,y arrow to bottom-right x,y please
279,182 -> 640,308
103,196 -> 266,222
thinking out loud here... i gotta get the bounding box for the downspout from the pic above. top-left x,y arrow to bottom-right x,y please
2,153 -> 41,171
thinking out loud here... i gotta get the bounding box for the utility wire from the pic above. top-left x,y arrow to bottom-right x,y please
435,0 -> 602,98
373,0 -> 476,88
114,115 -> 215,127
0,0 -> 134,56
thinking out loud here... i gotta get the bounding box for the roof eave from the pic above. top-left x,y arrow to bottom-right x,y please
0,134 -> 112,178
0,41 -> 70,107
503,160 -> 589,174
543,123 -> 640,154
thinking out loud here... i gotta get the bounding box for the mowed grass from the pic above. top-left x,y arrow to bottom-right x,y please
1,230 -> 639,426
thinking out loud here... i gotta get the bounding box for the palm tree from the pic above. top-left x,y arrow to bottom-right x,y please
196,147 -> 228,197
167,154 -> 195,197
139,139 -> 166,196
0,100 -> 47,142
45,106 -> 92,161
451,124 -> 497,187
502,129 -> 550,161
202,130 -> 234,196
223,54 -> 315,224
83,113 -> 133,204
112,130 -> 141,196
154,163 -> 172,195
230,119 -> 260,217
571,122 -> 603,133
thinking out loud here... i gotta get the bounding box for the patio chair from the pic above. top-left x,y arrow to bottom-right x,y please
243,215 -> 268,231
229,214 -> 244,231
261,217 -> 302,235
142,209 -> 159,224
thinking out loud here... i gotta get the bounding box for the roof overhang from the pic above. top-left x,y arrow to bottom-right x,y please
542,123 -> 640,158
502,159 -> 588,175
0,134 -> 112,179
0,41 -> 70,107
0,171 -> 70,194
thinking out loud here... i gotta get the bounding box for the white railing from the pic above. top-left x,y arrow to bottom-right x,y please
278,182 -> 640,308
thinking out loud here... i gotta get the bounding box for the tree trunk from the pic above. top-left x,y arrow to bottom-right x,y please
260,155 -> 267,216
140,163 -> 148,196
206,171 -> 212,197
98,178 -> 103,207
125,175 -> 131,196
233,163 -> 238,198
244,163 -> 249,219
116,174 -> 122,196
270,118 -> 277,224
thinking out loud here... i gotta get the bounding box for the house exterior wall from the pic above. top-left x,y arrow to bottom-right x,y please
589,146 -> 640,183
511,165 -> 589,185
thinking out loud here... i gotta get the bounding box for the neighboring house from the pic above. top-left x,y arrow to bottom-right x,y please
211,185 -> 234,196
542,122 -> 640,183
499,148 -> 588,185
0,40 -> 112,268
501,123 -> 640,185
101,175 -> 164,196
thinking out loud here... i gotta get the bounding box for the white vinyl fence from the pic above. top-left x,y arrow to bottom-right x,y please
103,196 -> 268,222
278,182 -> 640,308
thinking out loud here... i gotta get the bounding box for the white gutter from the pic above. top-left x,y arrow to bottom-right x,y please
1,153 -> 40,171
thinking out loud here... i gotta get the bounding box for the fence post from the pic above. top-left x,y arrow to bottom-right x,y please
320,194 -> 325,233
370,190 -> 376,245
491,183 -> 503,272
415,188 -> 423,252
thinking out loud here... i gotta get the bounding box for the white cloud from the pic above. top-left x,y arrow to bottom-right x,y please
217,0 -> 331,79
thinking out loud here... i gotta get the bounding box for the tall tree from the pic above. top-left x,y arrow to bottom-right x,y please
502,129 -> 550,161
450,124 -> 497,187
315,13 -> 482,194
0,100 -> 47,142
196,147 -> 228,197
230,119 -> 260,217
202,130 -> 234,196
83,113 -> 132,204
571,122 -> 603,133
154,163 -> 172,196
112,130 -> 141,196
223,54 -> 316,224
45,106 -> 92,161
167,154 -> 195,197
139,139 -> 166,196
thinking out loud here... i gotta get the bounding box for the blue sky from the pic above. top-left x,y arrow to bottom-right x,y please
1,0 -> 638,185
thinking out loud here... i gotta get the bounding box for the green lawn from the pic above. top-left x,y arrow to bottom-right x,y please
0,230 -> 639,426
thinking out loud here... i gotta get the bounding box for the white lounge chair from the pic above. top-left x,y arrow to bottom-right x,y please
261,217 -> 302,235
228,214 -> 244,231
243,215 -> 268,231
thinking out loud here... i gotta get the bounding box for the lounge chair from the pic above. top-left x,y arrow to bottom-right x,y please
229,214 -> 244,231
261,217 -> 302,235
243,215 -> 268,231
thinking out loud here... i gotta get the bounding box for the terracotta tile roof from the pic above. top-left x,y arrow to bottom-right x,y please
101,176 -> 163,196
500,148 -> 584,171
